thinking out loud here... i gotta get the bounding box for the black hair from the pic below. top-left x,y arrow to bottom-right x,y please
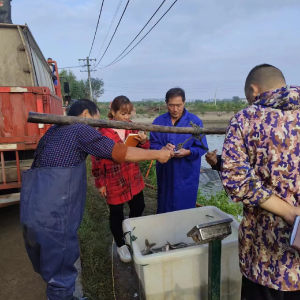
165,87 -> 186,103
245,64 -> 286,91
108,95 -> 133,118
67,99 -> 99,117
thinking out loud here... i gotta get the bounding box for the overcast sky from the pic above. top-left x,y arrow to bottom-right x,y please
13,0 -> 300,101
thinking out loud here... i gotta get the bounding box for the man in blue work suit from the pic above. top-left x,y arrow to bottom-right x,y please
20,99 -> 173,300
150,88 -> 208,214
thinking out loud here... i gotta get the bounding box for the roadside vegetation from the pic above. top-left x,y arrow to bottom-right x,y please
197,190 -> 243,220
97,100 -> 248,119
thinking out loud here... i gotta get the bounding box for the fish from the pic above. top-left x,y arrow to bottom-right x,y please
141,239 -> 156,256
142,240 -> 192,255
167,241 -> 190,250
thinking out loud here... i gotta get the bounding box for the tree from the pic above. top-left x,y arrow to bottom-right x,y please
232,96 -> 241,103
59,70 -> 85,99
59,70 -> 104,102
84,78 -> 104,102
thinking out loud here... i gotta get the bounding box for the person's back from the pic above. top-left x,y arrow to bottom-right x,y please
31,123 -> 114,169
221,64 -> 300,298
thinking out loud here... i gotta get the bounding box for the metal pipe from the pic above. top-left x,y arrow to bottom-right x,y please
27,112 -> 227,135
16,151 -> 21,184
0,151 -> 6,185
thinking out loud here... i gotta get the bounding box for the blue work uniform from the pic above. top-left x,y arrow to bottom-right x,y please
150,109 -> 208,213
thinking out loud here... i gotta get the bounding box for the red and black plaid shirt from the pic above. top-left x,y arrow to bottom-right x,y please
91,127 -> 150,205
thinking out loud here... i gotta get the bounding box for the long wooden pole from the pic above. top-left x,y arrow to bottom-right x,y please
27,112 -> 227,135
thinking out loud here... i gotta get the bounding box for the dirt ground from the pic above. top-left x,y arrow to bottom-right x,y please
0,204 -> 47,300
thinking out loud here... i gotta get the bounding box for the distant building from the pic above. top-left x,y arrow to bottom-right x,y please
241,99 -> 247,103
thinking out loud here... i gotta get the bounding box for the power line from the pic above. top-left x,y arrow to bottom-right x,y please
58,66 -> 83,69
96,0 -> 178,70
103,0 -> 168,67
88,0 -> 105,57
95,0 -> 124,62
94,0 -> 131,68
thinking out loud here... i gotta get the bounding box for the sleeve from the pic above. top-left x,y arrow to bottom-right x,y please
212,155 -> 222,171
186,119 -> 208,161
131,129 -> 150,149
91,156 -> 106,188
77,125 -> 127,164
138,140 -> 150,149
149,119 -> 164,150
221,117 -> 273,207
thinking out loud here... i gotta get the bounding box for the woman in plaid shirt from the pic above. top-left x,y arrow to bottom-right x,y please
92,96 -> 149,263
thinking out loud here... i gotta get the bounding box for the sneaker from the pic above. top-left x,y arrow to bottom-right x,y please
117,245 -> 132,263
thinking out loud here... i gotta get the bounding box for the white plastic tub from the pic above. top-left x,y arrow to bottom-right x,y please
123,206 -> 241,300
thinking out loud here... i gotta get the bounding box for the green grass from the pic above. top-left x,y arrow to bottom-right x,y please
139,160 -> 157,186
78,159 -> 158,300
78,159 -> 114,300
97,101 -> 247,118
197,190 -> 243,221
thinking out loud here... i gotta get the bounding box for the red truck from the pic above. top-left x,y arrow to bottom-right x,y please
0,23 -> 68,207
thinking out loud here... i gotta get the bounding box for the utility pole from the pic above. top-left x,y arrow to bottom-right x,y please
79,57 -> 96,102
214,87 -> 218,106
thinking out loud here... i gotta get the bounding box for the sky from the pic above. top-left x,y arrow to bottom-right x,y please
13,0 -> 300,101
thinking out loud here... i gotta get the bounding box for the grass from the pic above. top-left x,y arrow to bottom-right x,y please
78,159 -> 115,300
139,160 -> 157,186
78,159 -> 157,300
197,190 -> 243,221
97,101 -> 248,119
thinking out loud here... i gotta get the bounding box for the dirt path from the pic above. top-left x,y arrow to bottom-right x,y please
0,205 -> 47,300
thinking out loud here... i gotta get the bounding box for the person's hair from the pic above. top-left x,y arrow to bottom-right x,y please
108,95 -> 133,118
67,99 -> 99,117
245,64 -> 286,91
165,87 -> 186,103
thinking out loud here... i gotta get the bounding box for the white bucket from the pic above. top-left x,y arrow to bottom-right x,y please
123,206 -> 241,300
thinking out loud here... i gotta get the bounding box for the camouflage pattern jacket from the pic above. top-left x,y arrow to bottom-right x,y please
221,86 -> 300,291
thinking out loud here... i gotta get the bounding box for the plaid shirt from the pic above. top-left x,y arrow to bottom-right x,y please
91,127 -> 150,205
31,124 -> 115,168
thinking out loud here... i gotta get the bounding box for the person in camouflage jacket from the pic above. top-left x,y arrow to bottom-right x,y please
221,64 -> 300,300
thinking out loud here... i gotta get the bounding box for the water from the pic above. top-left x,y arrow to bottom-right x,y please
199,134 -> 225,195
201,134 -> 225,169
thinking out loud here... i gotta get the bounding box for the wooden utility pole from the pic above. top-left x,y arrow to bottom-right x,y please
214,87 -> 218,106
79,57 -> 96,101
28,112 -> 227,135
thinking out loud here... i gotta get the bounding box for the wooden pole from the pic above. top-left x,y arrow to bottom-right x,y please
27,112 -> 227,135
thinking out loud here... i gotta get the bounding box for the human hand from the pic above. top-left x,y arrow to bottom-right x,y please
134,131 -> 148,145
205,149 -> 218,166
162,143 -> 175,151
157,149 -> 174,163
174,148 -> 191,158
99,186 -> 107,198
284,206 -> 300,226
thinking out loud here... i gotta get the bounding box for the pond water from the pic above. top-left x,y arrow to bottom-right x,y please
199,134 -> 225,195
